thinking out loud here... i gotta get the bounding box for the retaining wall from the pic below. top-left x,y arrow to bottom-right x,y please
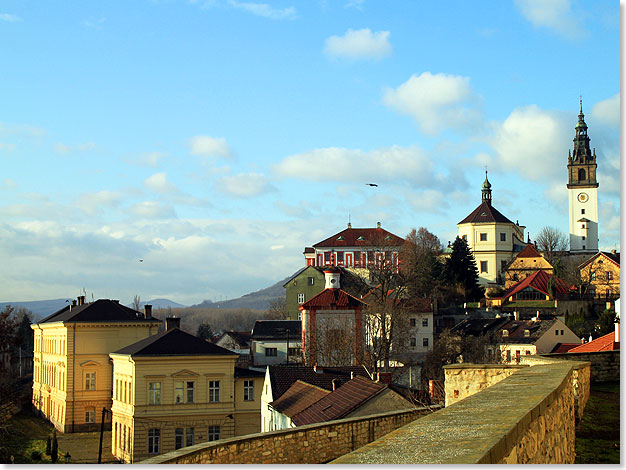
542,350 -> 619,383
139,406 -> 437,464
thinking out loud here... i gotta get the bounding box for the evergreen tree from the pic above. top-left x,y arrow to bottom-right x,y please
196,322 -> 215,341
50,430 -> 58,463
46,436 -> 51,455
445,236 -> 483,301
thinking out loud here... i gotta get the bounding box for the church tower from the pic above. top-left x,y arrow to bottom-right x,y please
567,99 -> 599,252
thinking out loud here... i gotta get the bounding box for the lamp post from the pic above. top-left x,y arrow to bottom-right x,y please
64,452 -> 71,464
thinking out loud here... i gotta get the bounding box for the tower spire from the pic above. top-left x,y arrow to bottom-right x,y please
572,96 -> 592,163
481,170 -> 492,206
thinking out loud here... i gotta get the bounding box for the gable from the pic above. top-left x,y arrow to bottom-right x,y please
171,369 -> 200,377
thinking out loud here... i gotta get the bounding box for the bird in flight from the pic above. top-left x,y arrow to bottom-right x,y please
366,183 -> 378,187
139,259 -> 144,262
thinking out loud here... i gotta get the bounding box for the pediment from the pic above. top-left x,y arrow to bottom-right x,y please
171,369 -> 200,378
80,360 -> 100,367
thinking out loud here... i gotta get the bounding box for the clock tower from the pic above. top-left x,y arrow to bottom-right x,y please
567,99 -> 599,252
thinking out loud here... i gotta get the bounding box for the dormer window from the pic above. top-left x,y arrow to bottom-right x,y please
384,235 -> 392,240
524,330 -> 530,337
502,330 -> 509,337
357,236 -> 366,241
337,236 -> 345,240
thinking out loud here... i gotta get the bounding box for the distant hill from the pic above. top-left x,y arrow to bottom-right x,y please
192,269 -> 302,311
0,298 -> 72,320
130,299 -> 188,310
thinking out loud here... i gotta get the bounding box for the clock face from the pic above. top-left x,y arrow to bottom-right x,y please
577,192 -> 589,203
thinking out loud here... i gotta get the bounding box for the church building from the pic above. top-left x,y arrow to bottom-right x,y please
457,173 -> 526,285
567,100 -> 599,253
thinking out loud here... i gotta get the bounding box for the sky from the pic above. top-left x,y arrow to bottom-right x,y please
0,0 -> 621,306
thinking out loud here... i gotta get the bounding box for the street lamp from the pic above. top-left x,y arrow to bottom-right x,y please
64,452 -> 71,464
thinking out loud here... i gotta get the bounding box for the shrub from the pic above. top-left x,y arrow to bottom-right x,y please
51,430 -> 58,463
30,450 -> 42,461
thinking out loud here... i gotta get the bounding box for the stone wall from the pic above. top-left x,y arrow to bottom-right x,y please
139,406 -> 437,464
331,362 -> 581,464
443,364 -> 525,407
543,350 -> 619,383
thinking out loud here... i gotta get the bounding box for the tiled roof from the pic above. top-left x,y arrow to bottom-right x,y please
234,367 -> 265,378
112,328 -> 237,356
300,288 -> 365,309
578,251 -> 621,270
251,320 -> 302,339
450,317 -> 509,336
502,270 -> 574,299
495,319 -> 556,344
312,227 -> 405,248
551,343 -> 581,353
515,244 -> 543,258
270,380 -> 331,417
458,201 -> 515,225
567,331 -> 619,353
39,299 -> 160,324
291,376 -> 386,426
268,365 -> 370,400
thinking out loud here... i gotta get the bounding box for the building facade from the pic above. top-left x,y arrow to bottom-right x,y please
250,320 -> 302,367
31,298 -> 160,433
457,173 -> 526,285
504,244 -> 554,289
109,321 -> 264,463
567,100 -> 599,252
578,251 -> 620,299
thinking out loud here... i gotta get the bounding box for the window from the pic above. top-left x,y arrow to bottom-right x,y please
410,338 -> 417,348
480,261 -> 488,273
337,251 -> 344,262
582,236 -> 586,240
515,350 -> 521,364
581,209 -> 585,214
409,318 -> 416,327
422,318 -> 428,327
208,425 -> 220,442
85,408 -> 95,423
423,338 -> 429,347
149,382 -> 161,405
175,428 -> 184,450
462,235 -> 467,241
175,381 -> 185,403
480,233 -> 487,241
502,330 -> 509,337
555,330 -> 559,336
353,251 -> 361,265
186,381 -> 195,403
324,252 -> 331,263
607,271 -> 614,280
560,330 -> 564,335
307,277 -> 314,286
506,350 -> 511,362
148,429 -> 160,454
524,330 -> 530,337
85,372 -> 96,391
578,168 -> 586,181
185,427 -> 195,447
297,293 -> 305,304
265,347 -> 277,357
288,347 -> 301,357
500,233 -> 506,242
209,381 -> 221,403
591,272 -> 596,281
244,380 -> 254,401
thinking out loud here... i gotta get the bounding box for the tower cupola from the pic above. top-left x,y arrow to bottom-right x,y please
572,98 -> 594,164
481,170 -> 492,206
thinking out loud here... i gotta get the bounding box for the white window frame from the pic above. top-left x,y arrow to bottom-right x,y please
149,382 -> 161,405
208,425 -> 220,442
209,380 -> 220,403
148,429 -> 160,454
297,293 -> 305,304
175,381 -> 185,404
85,372 -> 96,391
85,408 -> 95,423
244,380 -> 254,401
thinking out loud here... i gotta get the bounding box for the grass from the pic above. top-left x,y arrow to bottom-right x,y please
1,409 -> 63,464
504,301 -> 556,308
575,381 -> 620,464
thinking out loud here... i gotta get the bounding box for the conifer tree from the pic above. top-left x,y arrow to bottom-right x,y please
50,430 -> 58,463
445,236 -> 483,301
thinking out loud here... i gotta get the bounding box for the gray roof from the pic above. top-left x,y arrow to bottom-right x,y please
39,299 -> 160,324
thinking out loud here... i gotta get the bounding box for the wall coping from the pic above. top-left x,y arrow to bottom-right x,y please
443,363 -> 526,370
330,361 -> 578,464
139,406 -> 439,464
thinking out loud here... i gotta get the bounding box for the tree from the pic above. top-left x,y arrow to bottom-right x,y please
132,295 -> 141,312
535,226 -> 569,265
402,228 -> 446,300
315,316 -> 357,367
264,297 -> 289,320
444,237 -> 483,301
50,430 -> 58,463
196,323 -> 215,341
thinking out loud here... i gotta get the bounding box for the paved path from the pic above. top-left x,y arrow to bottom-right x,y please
57,430 -> 116,464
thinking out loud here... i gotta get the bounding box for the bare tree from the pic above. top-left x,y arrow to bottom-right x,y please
264,297 -> 289,320
535,226 -> 569,265
132,294 -> 142,312
315,315 -> 357,366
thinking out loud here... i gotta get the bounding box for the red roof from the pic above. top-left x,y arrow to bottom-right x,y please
270,380 -> 330,417
313,227 -> 405,248
567,331 -> 619,353
515,244 -> 543,259
551,343 -> 581,353
578,251 -> 621,270
458,200 -> 515,225
291,376 -> 386,426
502,270 -> 575,299
300,288 -> 365,310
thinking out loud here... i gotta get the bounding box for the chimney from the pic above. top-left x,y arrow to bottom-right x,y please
165,317 -> 181,330
112,299 -> 119,304
72,299 -> 77,307
313,364 -> 323,373
513,311 -> 519,321
376,372 -> 392,384
324,267 -> 341,289
581,337 -> 585,344
347,222 -> 352,228
332,378 -> 341,391
77,296 -> 85,306
144,304 -> 152,319
377,221 -> 381,228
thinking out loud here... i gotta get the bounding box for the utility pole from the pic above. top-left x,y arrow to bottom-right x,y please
98,407 -> 108,464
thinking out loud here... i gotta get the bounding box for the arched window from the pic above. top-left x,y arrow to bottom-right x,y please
578,168 -> 586,181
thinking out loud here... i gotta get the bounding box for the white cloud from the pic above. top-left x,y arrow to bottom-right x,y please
217,172 -> 273,197
1,178 -> 16,190
383,72 -> 482,135
406,190 -> 449,214
54,141 -> 96,155
487,105 -> 569,181
145,172 -> 178,194
0,13 -> 21,22
275,145 -> 437,184
189,135 -> 232,158
83,17 -> 106,29
591,93 -> 620,127
136,151 -> 166,168
227,0 -> 297,20
514,0 -> 584,39
75,190 -> 124,216
325,28 -> 392,60
130,201 -> 177,219
344,0 -> 364,10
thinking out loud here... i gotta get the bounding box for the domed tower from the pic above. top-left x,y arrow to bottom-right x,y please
567,99 -> 599,252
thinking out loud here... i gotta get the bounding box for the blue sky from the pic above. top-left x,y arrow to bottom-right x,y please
0,0 -> 620,306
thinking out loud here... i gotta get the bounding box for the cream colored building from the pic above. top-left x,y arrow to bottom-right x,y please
109,319 -> 264,463
458,173 -> 526,285
31,297 -> 160,433
504,244 -> 554,289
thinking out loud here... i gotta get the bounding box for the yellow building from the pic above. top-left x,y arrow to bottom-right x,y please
578,251 -> 621,299
31,297 -> 160,433
458,172 -> 526,285
504,244 -> 554,289
109,318 -> 265,463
